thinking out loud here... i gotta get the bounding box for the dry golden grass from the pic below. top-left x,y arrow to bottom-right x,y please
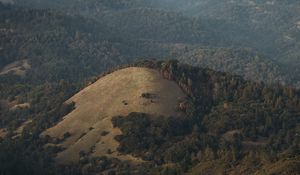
42,67 -> 186,164
0,128 -> 7,139
0,101 -> 31,139
10,103 -> 30,111
255,158 -> 300,175
187,154 -> 300,175
187,160 -> 229,175
0,59 -> 31,76
12,120 -> 32,138
222,130 -> 241,142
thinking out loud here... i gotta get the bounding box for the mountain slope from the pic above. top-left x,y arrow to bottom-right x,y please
2,1 -> 299,87
177,48 -> 289,85
42,67 -> 185,164
0,60 -> 299,174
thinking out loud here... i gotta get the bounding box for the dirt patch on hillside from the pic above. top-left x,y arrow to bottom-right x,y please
12,120 -> 33,139
222,130 -> 241,141
0,128 -> 7,139
10,103 -> 30,111
0,59 -> 31,76
42,67 -> 186,164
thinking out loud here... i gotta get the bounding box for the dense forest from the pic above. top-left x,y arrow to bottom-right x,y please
1,1 -> 300,85
177,48 -> 289,85
12,0 -> 300,64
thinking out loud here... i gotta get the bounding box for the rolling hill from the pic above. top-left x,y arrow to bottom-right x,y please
40,60 -> 299,174
1,60 -> 297,174
42,67 -> 185,164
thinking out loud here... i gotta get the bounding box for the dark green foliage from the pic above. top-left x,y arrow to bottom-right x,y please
100,131 -> 109,136
0,83 -> 81,175
1,1 -> 300,86
0,81 -> 77,129
0,6 -> 127,83
109,60 -> 300,174
112,112 -> 193,163
177,48 -> 290,85
63,132 -> 71,139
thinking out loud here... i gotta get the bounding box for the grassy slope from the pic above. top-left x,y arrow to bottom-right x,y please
42,67 -> 185,164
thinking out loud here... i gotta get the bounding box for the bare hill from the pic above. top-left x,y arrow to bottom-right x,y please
42,67 -> 186,164
0,59 -> 31,76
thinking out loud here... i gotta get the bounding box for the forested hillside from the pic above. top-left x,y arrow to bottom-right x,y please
0,60 -> 299,174
161,0 -> 300,79
0,5 -> 125,82
177,48 -> 288,85
0,1 -> 298,85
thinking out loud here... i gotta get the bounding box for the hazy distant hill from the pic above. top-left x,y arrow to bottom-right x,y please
0,5 -> 125,82
177,48 -> 289,85
173,0 -> 300,67
0,3 -> 286,86
8,0 -> 300,86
